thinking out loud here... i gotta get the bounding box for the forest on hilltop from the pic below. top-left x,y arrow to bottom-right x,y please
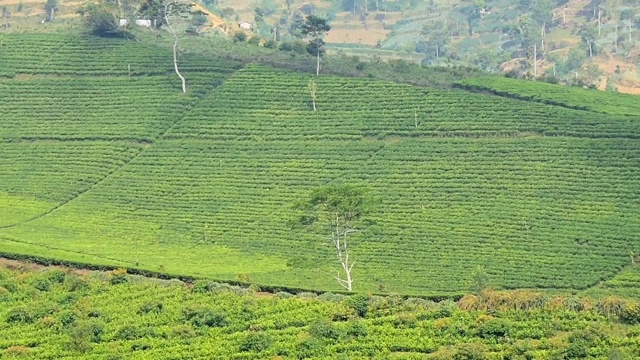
189,0 -> 640,92
2,0 -> 639,91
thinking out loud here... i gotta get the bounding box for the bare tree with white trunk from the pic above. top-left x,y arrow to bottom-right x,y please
162,2 -> 189,93
139,0 -> 191,92
328,210 -> 357,291
297,184 -> 370,292
308,79 -> 317,111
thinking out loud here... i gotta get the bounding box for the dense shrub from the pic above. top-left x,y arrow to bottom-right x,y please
278,41 -> 306,54
620,302 -> 640,324
84,320 -> 105,342
6,307 -> 33,324
233,32 -> 247,43
296,336 -> 324,359
347,294 -> 369,317
0,286 -> 9,301
138,301 -> 164,315
346,321 -> 368,338
478,318 -> 511,339
109,269 -> 128,285
276,291 -> 294,299
4,346 -> 31,357
131,342 -> 152,351
68,323 -> 93,353
113,325 -> 152,341
309,320 -> 342,341
264,39 -> 277,49
34,278 -> 51,292
247,37 -> 261,46
47,270 -> 66,284
58,294 -> 78,306
453,343 -> 487,360
58,310 -> 77,327
183,306 -> 226,328
171,324 -> 197,338
66,276 -> 90,292
564,340 -> 588,359
0,281 -> 17,293
240,332 -> 273,353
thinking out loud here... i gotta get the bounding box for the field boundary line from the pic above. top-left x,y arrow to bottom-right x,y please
157,64 -> 247,140
0,235 -> 137,266
0,145 -> 147,229
0,75 -> 234,228
453,83 -> 594,113
1,138 -> 153,144
581,261 -> 638,294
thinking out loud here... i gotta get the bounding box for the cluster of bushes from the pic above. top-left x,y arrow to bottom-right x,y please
220,31 -> 484,89
232,32 -> 307,54
458,289 -> 640,324
4,264 -> 640,358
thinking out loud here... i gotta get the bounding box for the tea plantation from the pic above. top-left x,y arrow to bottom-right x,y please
2,262 -> 640,359
1,34 -> 640,297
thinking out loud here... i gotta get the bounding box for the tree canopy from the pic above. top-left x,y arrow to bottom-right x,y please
77,2 -> 123,37
301,15 -> 330,74
301,15 -> 331,41
303,184 -> 369,223
296,184 -> 371,291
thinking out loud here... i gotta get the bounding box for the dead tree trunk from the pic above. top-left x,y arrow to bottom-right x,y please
533,43 -> 537,77
308,79 -> 317,111
541,23 -> 545,52
316,48 -> 320,76
331,213 -> 355,291
164,4 -> 186,93
598,5 -> 602,37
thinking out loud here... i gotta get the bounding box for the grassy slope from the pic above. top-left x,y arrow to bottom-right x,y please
1,34 -> 640,297
2,261 -> 640,359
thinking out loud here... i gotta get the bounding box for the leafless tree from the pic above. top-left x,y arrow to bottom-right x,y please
308,79 -> 317,111
328,211 -> 357,291
163,3 -> 186,93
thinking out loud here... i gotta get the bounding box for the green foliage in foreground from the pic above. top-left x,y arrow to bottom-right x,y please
457,77 -> 640,117
2,263 -> 640,359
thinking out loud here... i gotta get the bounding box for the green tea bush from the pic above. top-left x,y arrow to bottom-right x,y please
183,306 -> 227,328
239,332 -> 273,353
347,294 -> 369,317
34,278 -> 51,292
47,270 -> 66,284
309,320 -> 343,342
6,307 -> 33,324
138,301 -> 164,315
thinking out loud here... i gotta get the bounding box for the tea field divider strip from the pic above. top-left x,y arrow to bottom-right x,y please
0,75 -> 234,228
0,235 -> 135,267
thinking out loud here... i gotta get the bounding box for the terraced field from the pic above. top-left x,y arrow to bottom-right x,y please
1,34 -> 639,296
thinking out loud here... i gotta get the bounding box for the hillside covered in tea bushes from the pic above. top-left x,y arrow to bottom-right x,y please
0,33 -> 639,298
2,261 -> 640,359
